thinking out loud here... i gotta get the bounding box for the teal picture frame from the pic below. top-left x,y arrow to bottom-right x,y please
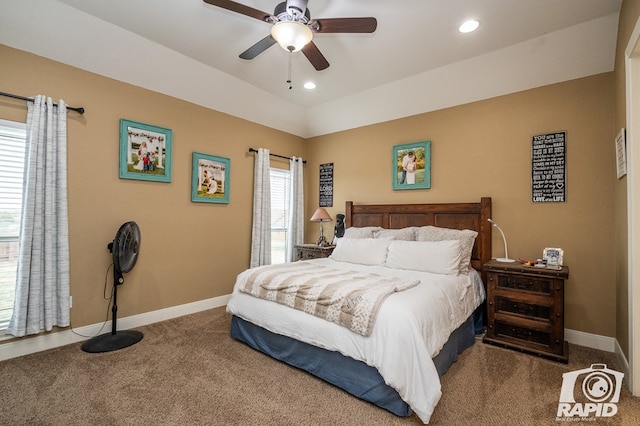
119,119 -> 172,182
392,141 -> 431,190
191,152 -> 230,204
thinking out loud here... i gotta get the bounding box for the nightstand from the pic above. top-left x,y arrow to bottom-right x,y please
295,244 -> 335,261
482,260 -> 569,363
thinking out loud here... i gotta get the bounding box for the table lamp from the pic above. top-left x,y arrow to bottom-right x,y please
310,208 -> 332,247
488,218 -> 515,262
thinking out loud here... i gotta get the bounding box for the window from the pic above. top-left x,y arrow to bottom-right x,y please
0,119 -> 26,330
270,168 -> 290,264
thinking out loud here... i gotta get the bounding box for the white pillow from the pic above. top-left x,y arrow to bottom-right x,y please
343,226 -> 383,239
416,226 -> 478,274
329,238 -> 390,266
385,240 -> 461,275
374,227 -> 417,241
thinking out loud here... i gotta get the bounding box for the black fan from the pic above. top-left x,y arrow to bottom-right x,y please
81,221 -> 143,353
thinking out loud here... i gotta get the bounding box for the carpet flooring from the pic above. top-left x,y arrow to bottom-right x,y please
1,306 -> 639,425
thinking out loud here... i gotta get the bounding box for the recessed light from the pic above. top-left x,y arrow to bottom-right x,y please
304,81 -> 316,90
459,20 -> 479,34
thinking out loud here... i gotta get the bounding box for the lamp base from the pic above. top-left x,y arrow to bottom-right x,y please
316,223 -> 328,247
316,236 -> 328,247
495,257 -> 516,263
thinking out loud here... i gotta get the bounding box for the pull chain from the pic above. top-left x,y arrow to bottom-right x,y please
287,51 -> 293,90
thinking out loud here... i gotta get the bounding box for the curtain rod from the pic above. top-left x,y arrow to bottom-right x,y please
0,91 -> 85,114
249,147 -> 306,163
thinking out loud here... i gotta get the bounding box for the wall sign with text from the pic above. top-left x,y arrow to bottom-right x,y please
532,131 -> 566,203
319,163 -> 333,207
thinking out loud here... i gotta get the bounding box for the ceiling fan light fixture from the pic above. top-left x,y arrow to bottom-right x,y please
271,21 -> 313,52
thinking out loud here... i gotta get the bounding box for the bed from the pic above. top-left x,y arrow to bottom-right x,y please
226,197 -> 492,424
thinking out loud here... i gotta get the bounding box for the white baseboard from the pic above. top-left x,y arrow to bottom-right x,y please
0,304 -> 625,364
613,338 -> 631,381
564,329 -> 631,390
0,294 -> 230,362
565,328 -> 616,352
565,328 -> 631,377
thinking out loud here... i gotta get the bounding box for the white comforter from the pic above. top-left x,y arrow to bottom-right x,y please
226,258 -> 485,424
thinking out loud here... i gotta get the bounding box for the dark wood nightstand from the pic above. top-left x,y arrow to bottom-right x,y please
295,244 -> 335,261
482,260 -> 569,362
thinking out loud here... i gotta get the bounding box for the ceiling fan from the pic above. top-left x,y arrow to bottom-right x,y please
203,0 -> 377,71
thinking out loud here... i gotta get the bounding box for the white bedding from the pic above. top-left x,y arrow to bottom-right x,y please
226,258 -> 485,424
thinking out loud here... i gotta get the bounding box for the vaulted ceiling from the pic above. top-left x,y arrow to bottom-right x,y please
0,0 -> 622,137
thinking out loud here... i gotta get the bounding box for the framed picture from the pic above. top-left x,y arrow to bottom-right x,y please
615,128 -> 627,179
191,152 -> 230,204
543,247 -> 564,268
119,119 -> 172,182
392,141 -> 431,190
319,163 -> 333,207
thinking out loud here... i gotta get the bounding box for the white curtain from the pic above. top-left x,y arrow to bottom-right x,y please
286,157 -> 304,262
250,148 -> 271,267
7,96 -> 70,337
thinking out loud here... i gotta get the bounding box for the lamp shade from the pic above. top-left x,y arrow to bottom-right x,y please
310,207 -> 331,222
271,21 -> 313,52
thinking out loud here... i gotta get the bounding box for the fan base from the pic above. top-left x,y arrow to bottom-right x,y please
81,330 -> 144,353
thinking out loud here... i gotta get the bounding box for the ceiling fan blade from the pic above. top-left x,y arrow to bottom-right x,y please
311,17 -> 377,33
240,35 -> 277,60
302,41 -> 329,71
203,0 -> 271,22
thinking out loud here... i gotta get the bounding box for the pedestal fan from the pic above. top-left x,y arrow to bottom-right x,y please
81,221 -> 143,353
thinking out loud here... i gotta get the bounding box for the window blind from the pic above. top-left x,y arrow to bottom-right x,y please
270,167 -> 290,264
0,119 -> 26,238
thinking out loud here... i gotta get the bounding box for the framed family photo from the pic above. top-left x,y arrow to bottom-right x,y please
191,152 -> 230,204
392,141 -> 431,190
119,119 -> 172,182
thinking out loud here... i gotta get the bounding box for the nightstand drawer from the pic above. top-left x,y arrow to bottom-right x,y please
495,296 -> 552,321
495,274 -> 552,295
298,249 -> 322,260
294,244 -> 335,261
494,320 -> 551,348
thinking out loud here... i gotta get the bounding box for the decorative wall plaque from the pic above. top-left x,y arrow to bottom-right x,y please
532,131 -> 566,203
319,163 -> 333,207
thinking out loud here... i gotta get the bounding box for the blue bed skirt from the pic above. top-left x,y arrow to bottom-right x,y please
230,314 -> 476,417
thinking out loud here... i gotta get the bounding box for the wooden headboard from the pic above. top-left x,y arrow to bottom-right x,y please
345,197 -> 492,272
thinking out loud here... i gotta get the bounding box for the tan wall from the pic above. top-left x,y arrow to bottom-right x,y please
613,0 -> 640,363
306,74 -> 617,337
0,42 -> 619,340
0,44 -> 305,329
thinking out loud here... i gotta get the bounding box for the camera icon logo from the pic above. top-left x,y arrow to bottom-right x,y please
557,364 -> 624,418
